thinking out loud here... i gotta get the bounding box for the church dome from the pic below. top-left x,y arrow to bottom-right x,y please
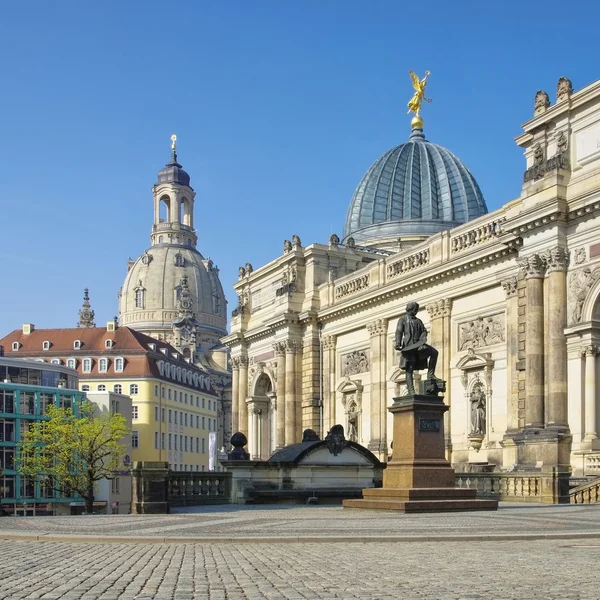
119,246 -> 227,336
342,128 -> 488,245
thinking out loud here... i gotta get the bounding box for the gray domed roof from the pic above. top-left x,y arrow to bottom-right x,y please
343,128 -> 488,245
157,151 -> 191,187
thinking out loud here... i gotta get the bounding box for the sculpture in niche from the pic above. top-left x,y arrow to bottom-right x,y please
347,397 -> 359,443
568,266 -> 600,323
470,383 -> 486,435
341,350 -> 370,376
395,301 -> 443,396
459,315 -> 505,350
533,90 -> 550,115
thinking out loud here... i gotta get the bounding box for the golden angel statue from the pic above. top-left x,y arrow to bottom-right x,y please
407,70 -> 432,116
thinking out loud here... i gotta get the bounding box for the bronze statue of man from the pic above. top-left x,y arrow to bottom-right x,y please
395,301 -> 440,395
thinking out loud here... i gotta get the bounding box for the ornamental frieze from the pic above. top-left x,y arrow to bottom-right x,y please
341,350 -> 370,377
458,314 -> 505,351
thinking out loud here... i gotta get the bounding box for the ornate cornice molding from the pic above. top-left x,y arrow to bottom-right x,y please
501,276 -> 518,298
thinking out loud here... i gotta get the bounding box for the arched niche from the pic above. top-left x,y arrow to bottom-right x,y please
181,197 -> 192,227
337,377 -> 363,444
159,195 -> 171,223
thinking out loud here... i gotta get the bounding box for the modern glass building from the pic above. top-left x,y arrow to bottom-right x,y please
0,356 -> 86,515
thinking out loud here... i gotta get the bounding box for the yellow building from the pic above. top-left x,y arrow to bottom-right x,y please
0,316 -> 222,472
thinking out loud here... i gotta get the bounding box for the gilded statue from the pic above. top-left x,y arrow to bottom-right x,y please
407,70 -> 432,116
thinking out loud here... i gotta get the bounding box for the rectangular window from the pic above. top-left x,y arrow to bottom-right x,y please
99,358 -> 108,373
39,392 -> 53,415
180,435 -> 183,451
184,393 -> 188,404
168,389 -> 172,400
82,358 -> 92,373
169,409 -> 172,423
202,398 -> 205,409
196,397 -> 199,407
114,358 -> 124,373
209,400 -> 212,411
98,384 -> 106,392
202,416 -> 205,429
179,392 -> 183,402
161,387 -> 165,398
184,413 -> 188,427
174,412 -> 178,425
114,384 -> 122,394
132,431 -> 139,448
154,384 -> 159,397
168,433 -> 172,450
202,438 -> 205,453
184,436 -> 188,452
111,400 -> 120,414
154,431 -> 159,449
174,436 -> 178,451
132,405 -> 139,420
161,432 -> 165,450
111,477 -> 120,494
129,384 -> 138,395
154,406 -> 159,421
196,437 -> 199,453
196,415 -> 199,428
20,392 -> 35,415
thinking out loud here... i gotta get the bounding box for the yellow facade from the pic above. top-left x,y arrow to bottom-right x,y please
79,377 -> 219,471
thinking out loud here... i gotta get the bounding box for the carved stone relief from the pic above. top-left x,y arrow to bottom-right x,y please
568,266 -> 600,324
458,314 -> 505,350
341,350 -> 370,376
557,76 -> 573,102
533,90 -> 550,115
572,247 -> 587,265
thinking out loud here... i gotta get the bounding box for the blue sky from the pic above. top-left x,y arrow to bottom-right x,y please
1,0 -> 599,336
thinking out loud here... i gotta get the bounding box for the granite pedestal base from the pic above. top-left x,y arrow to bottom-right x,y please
343,394 -> 498,513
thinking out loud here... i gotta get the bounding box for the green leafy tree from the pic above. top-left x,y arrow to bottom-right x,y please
18,400 -> 130,514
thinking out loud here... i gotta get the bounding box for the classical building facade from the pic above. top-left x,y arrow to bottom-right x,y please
224,77 -> 600,478
117,139 -> 232,445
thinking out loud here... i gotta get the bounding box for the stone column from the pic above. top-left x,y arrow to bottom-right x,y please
545,247 -> 570,429
502,277 -> 519,432
285,341 -> 297,445
366,318 -> 387,459
273,342 -> 286,448
238,356 -> 249,437
231,358 -> 240,434
322,335 -> 336,434
583,345 -> 599,442
519,254 -> 546,428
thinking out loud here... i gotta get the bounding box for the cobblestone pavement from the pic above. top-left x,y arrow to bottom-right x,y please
1,538 -> 600,599
1,504 -> 600,542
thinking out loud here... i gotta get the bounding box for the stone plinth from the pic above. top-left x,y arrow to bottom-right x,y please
131,461 -> 170,514
343,395 -> 498,512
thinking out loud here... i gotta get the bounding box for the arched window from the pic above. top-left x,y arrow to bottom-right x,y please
158,235 -> 164,244
174,253 -> 185,267
73,340 -> 82,350
114,357 -> 124,372
82,358 -> 92,373
42,341 -> 51,351
135,288 -> 145,308
99,358 -> 108,373
67,358 -> 76,370
181,197 -> 192,226
11,342 -> 20,351
51,359 -> 61,365
105,339 -> 114,349
159,195 -> 170,223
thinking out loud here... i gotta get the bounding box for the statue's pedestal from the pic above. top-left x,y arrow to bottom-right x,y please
343,394 -> 498,513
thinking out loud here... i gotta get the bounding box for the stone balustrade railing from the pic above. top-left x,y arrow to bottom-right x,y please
167,471 -> 231,506
584,453 -> 600,474
570,477 -> 600,504
450,217 -> 505,254
386,249 -> 430,280
334,273 -> 370,300
455,471 -> 569,503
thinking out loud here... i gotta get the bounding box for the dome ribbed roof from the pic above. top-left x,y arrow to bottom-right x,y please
343,128 -> 487,244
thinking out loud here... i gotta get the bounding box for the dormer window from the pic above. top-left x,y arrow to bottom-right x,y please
114,357 -> 124,373
134,280 -> 146,309
74,340 -> 82,350
160,348 -> 168,355
105,339 -> 114,349
82,358 -> 92,373
42,341 -> 51,351
99,358 -> 109,373
11,342 -> 20,351
148,343 -> 156,351
50,359 -> 61,365
67,358 -> 77,370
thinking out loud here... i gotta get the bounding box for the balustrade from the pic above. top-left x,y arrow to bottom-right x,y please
167,471 -> 231,506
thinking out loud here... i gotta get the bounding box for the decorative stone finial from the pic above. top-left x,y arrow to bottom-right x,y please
557,77 -> 573,102
533,90 -> 550,116
77,288 -> 96,328
292,234 -> 302,248
329,233 -> 340,247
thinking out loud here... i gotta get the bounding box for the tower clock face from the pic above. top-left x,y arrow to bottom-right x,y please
81,310 -> 92,320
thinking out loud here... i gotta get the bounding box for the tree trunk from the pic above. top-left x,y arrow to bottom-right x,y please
85,474 -> 95,514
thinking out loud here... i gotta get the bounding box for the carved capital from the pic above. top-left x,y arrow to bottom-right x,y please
427,298 -> 452,319
518,253 -> 547,279
582,345 -> 600,358
273,341 -> 286,356
501,276 -> 518,298
231,357 -> 241,370
238,356 -> 249,368
322,334 -> 336,351
544,247 -> 569,273
366,318 -> 387,337
285,340 -> 298,354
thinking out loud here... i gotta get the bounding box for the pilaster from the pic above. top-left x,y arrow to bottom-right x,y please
322,334 -> 336,434
583,345 -> 600,444
366,318 -> 388,460
284,340 -> 298,445
238,355 -> 249,437
230,358 -> 240,434
301,323 -> 321,433
501,276 -> 519,433
273,342 -> 286,448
